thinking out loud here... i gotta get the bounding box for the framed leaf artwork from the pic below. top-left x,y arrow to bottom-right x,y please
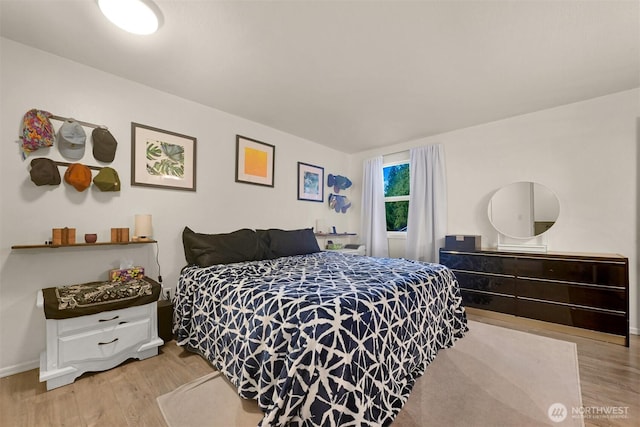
131,122 -> 197,191
235,135 -> 275,187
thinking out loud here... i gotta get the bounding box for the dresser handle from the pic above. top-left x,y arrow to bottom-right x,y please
98,338 -> 119,346
99,315 -> 119,322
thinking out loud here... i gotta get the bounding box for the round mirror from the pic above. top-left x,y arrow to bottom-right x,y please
488,182 -> 560,239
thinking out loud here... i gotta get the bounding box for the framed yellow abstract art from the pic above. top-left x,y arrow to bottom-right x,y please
235,135 -> 275,187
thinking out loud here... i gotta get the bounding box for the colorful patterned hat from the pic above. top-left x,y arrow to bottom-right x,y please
21,109 -> 55,158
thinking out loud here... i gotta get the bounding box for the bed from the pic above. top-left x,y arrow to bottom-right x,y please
174,227 -> 467,426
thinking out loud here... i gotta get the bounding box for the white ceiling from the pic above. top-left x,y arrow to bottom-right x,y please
1,0 -> 638,154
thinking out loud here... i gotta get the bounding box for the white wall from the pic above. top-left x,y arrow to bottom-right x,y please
2,37 -> 637,377
0,39 -> 351,376
349,89 -> 639,334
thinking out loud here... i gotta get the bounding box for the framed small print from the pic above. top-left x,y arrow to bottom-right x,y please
235,135 -> 275,187
297,162 -> 324,202
131,122 -> 197,191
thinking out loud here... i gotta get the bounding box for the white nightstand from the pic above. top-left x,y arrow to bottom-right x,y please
36,291 -> 163,390
325,244 -> 366,255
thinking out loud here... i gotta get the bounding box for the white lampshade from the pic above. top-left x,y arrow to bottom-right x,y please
134,214 -> 152,239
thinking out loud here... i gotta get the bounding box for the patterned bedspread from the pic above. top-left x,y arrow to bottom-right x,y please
174,251 -> 467,426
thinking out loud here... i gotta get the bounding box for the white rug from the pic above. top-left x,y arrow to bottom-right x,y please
157,320 -> 584,426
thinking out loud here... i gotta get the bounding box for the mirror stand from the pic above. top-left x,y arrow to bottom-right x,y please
497,233 -> 547,253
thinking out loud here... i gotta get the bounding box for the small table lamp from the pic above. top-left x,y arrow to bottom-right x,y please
134,214 -> 152,241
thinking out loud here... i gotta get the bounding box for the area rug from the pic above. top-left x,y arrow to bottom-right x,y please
157,320 -> 584,426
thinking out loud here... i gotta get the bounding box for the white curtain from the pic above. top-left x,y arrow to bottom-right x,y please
360,156 -> 389,257
406,145 -> 447,263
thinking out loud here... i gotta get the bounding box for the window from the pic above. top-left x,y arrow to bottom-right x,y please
383,162 -> 410,232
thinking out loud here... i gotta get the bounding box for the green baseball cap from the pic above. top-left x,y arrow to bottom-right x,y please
93,167 -> 120,192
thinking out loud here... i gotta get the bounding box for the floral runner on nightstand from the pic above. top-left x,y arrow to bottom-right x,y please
42,276 -> 161,319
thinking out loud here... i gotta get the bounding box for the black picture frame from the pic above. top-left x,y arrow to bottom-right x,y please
297,161 -> 324,202
131,122 -> 197,191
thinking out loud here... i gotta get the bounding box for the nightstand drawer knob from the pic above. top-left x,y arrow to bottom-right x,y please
98,338 -> 119,346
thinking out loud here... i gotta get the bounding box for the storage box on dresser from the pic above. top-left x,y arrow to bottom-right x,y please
36,292 -> 163,390
439,248 -> 629,346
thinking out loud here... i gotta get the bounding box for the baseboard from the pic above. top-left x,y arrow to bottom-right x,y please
631,326 -> 639,336
0,359 -> 39,379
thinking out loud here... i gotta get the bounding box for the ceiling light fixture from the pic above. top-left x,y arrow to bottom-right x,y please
97,0 -> 162,35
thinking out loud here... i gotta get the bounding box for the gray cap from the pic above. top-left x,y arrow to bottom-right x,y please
58,120 -> 86,160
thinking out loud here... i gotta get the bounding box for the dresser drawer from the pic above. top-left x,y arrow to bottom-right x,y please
461,290 -> 516,315
57,304 -> 151,335
517,299 -> 627,336
517,279 -> 626,312
516,258 -> 627,286
440,252 -> 515,275
454,271 -> 515,295
59,318 -> 151,364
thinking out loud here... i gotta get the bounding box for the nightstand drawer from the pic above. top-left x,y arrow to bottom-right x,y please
59,318 -> 151,364
57,304 -> 150,335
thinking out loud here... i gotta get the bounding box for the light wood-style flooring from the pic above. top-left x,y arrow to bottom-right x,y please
1,313 -> 638,426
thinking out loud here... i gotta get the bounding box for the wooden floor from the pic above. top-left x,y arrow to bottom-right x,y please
1,314 -> 638,426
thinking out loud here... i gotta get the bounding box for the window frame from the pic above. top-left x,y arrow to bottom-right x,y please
383,160 -> 410,237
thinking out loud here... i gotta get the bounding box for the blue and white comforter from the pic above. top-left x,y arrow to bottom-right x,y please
174,251 -> 467,426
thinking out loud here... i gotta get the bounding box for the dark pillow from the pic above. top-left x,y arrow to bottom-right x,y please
266,228 -> 321,257
255,229 -> 275,259
182,227 -> 270,267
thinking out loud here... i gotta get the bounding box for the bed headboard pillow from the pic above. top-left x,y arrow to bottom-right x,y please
261,228 -> 321,257
182,227 -> 271,267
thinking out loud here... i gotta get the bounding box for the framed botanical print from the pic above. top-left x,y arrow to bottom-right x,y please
131,122 -> 197,191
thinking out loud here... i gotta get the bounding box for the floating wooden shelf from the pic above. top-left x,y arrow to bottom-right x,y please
11,240 -> 157,250
314,233 -> 357,237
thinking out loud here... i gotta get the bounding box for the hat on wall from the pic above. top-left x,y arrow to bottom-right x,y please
21,109 -> 55,157
58,120 -> 86,160
29,158 -> 61,186
92,127 -> 118,162
93,167 -> 120,191
64,163 -> 92,192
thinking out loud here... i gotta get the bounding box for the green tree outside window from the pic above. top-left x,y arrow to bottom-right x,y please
383,163 -> 410,231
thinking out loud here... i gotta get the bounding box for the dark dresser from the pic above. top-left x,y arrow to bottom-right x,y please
439,248 -> 629,346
